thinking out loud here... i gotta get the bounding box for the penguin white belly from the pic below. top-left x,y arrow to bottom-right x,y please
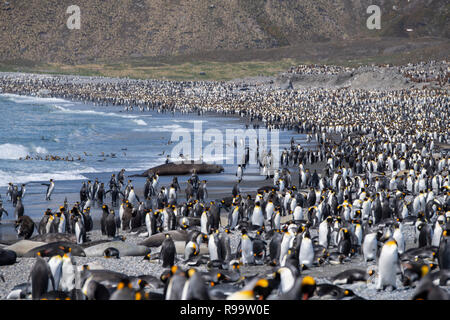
343,207 -> 351,221
48,256 -> 63,291
377,244 -> 399,289
75,222 -> 83,244
47,184 -> 54,199
354,225 -> 363,246
362,202 -> 371,220
362,233 -> 377,262
279,234 -> 294,263
299,239 -> 314,268
318,223 -> 329,248
145,213 -> 153,236
393,229 -> 405,254
60,256 -> 76,292
184,241 -> 197,260
231,208 -> 239,229
163,212 -> 170,231
201,214 -> 208,234
265,203 -> 274,220
290,198 -> 297,212
401,206 -> 409,220
241,239 -> 254,265
273,213 -> 281,230
128,192 -> 137,205
208,236 -> 219,261
280,270 -> 295,293
431,224 -> 442,247
119,205 -> 124,228
293,206 -> 303,221
251,209 -> 264,227
58,216 -> 66,233
45,218 -> 53,234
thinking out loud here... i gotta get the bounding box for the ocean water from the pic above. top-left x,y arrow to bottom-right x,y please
0,93 -> 314,237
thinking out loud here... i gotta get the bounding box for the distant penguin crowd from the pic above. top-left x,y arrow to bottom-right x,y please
0,61 -> 449,300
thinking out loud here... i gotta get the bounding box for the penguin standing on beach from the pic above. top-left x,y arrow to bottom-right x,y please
377,239 -> 401,290
438,230 -> 450,270
38,209 -> 52,235
6,183 -> 13,202
145,210 -> 157,236
74,216 -> 86,244
56,208 -> 66,234
251,202 -> 264,228
362,231 -> 379,262
161,234 -> 176,268
0,200 -> 8,222
208,229 -> 221,262
42,179 -> 55,201
180,268 -> 210,300
128,186 -> 140,206
197,181 -> 208,202
30,255 -> 55,300
100,205 -> 109,235
14,196 -> 24,219
11,186 -> 19,207
106,209 -> 117,238
299,230 -> 314,269
236,165 -> 243,183
200,209 -> 210,235
97,183 -> 106,207
239,229 -> 254,265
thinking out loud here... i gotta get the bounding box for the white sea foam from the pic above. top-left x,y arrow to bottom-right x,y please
32,146 -> 49,154
133,124 -> 184,132
0,144 -> 50,160
1,93 -> 71,105
52,105 -> 140,119
0,144 -> 29,160
132,119 -> 147,126
0,168 -> 97,187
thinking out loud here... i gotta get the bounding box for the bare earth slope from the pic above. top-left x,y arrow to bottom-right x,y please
0,0 -> 448,64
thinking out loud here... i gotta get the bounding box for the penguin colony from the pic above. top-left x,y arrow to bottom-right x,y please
0,61 -> 449,300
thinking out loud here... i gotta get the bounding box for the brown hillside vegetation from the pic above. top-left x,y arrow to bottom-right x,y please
0,0 -> 448,65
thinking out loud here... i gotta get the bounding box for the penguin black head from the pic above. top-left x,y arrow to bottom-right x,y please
143,252 -> 152,261
300,276 -> 317,300
252,278 -> 272,300
104,247 -> 120,259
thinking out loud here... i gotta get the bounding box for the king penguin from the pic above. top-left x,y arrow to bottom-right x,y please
30,254 -> 55,300
240,229 -> 255,265
42,179 -> 55,201
438,230 -> 450,270
180,268 -> 210,300
377,239 -> 401,290
160,234 -> 176,268
106,209 -> 117,238
299,230 -> 314,270
251,202 -> 264,228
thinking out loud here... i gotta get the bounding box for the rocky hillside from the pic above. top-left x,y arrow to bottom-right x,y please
0,0 -> 448,64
